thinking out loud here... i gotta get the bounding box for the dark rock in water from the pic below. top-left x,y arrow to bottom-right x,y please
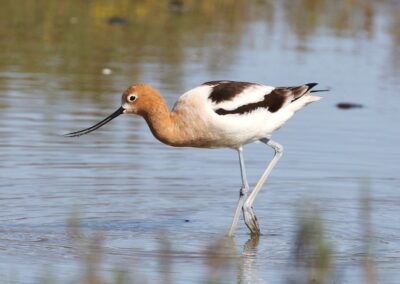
336,102 -> 364,110
107,17 -> 128,25
168,0 -> 185,13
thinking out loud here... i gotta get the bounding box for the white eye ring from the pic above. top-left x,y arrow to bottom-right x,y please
128,95 -> 137,102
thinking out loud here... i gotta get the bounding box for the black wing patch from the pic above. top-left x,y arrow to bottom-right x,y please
204,80 -> 258,103
215,88 -> 287,115
215,83 -> 318,115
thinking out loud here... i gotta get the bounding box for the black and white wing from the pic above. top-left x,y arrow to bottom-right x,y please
203,80 -> 319,115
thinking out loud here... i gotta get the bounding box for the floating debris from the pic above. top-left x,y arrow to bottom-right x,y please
106,16 -> 128,26
101,68 -> 112,75
336,102 -> 364,110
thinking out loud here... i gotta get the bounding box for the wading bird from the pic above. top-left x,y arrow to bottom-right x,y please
66,80 -> 325,236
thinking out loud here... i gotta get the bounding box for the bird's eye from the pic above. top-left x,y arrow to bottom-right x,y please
128,95 -> 137,102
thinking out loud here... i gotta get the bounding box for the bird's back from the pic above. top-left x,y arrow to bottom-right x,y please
171,81 -> 321,148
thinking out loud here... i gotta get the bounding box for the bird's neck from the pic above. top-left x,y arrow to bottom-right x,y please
141,98 -> 184,147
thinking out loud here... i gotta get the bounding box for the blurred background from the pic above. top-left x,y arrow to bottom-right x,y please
0,0 -> 399,283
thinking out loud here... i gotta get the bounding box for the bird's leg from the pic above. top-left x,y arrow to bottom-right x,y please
228,147 -> 250,237
243,138 -> 283,235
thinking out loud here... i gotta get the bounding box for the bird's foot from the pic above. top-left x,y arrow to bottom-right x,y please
242,205 -> 260,236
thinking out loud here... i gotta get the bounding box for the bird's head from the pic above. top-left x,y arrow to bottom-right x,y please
65,83 -> 162,137
121,84 -> 161,116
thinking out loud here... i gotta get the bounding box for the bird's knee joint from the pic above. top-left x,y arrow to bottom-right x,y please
274,145 -> 283,155
240,186 -> 249,196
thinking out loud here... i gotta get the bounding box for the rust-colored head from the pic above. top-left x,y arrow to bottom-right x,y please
65,83 -> 166,137
121,84 -> 164,116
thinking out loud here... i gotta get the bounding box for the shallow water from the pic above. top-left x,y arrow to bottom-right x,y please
0,1 -> 400,283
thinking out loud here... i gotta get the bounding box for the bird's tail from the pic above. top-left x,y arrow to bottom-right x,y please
305,82 -> 330,93
288,83 -> 324,112
305,83 -> 329,103
310,89 -> 330,93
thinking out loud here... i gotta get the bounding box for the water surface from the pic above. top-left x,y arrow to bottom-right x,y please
0,1 -> 399,283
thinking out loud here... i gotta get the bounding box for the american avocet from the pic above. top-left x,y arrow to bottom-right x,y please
66,80 -> 325,236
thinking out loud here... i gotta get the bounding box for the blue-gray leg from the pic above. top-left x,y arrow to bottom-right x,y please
228,146 -> 250,237
242,138 -> 283,235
